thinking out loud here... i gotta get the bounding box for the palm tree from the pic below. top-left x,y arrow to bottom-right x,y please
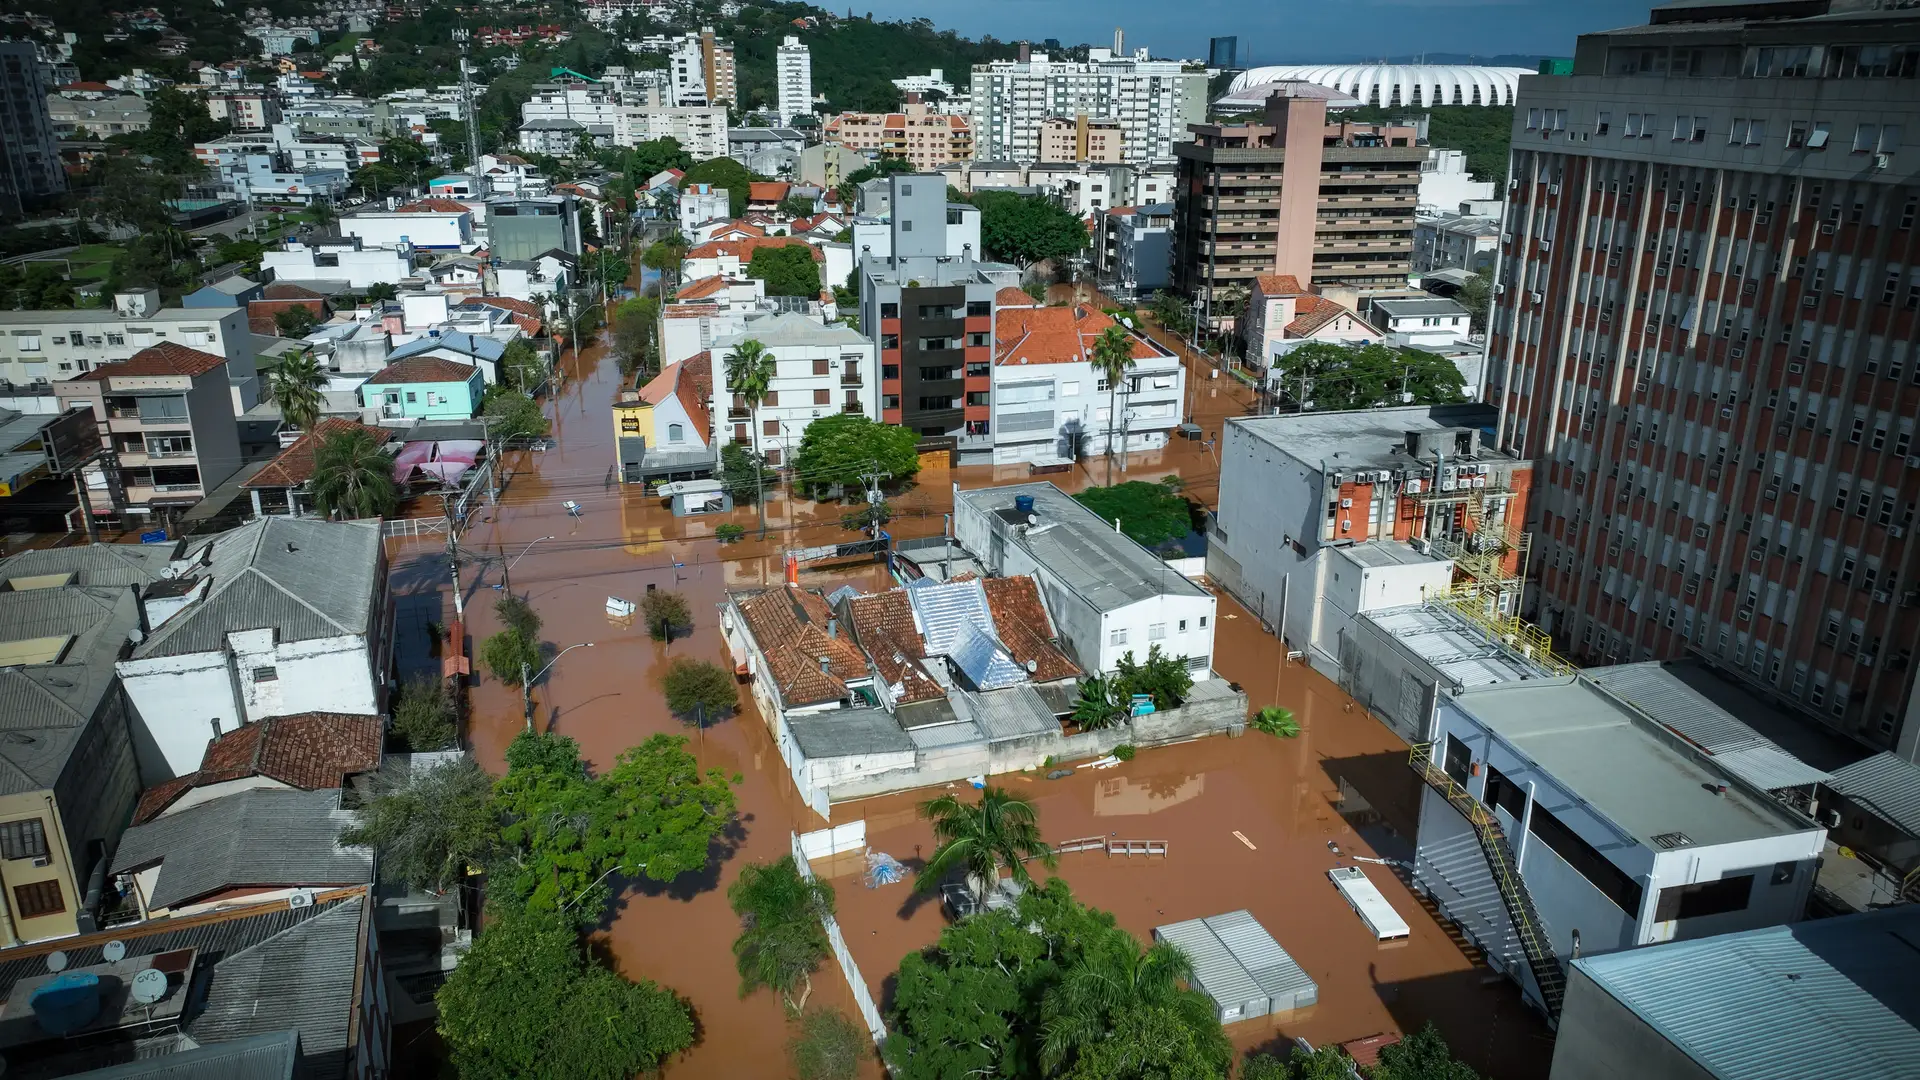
725,338 -> 778,537
310,428 -> 398,520
729,855 -> 835,1014
269,350 -> 327,433
914,786 -> 1054,908
1039,935 -> 1231,1075
1070,674 -> 1126,731
1089,323 -> 1138,484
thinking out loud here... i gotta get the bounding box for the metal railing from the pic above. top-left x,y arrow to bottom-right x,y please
1408,742 -> 1566,1020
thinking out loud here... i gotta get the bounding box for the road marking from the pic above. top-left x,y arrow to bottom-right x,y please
1233,831 -> 1257,850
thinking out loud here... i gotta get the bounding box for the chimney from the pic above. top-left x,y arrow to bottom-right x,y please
826,617 -> 838,639
784,552 -> 799,587
817,655 -> 831,673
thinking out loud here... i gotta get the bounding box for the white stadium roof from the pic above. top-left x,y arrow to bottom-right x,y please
1227,65 -> 1533,108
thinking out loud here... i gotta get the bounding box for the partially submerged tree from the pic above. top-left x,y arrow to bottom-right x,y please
641,589 -> 692,641
310,428 -> 398,520
390,673 -> 456,751
660,657 -> 738,721
340,756 -> 495,894
915,787 -> 1054,908
729,855 -> 835,1013
1112,645 -> 1194,710
789,413 -> 920,499
790,1008 -> 866,1080
483,386 -> 551,441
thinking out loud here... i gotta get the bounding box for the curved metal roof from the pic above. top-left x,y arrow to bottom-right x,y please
1228,65 -> 1533,108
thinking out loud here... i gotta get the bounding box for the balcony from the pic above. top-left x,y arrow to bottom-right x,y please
840,373 -> 863,387
841,402 -> 863,414
726,405 -> 751,421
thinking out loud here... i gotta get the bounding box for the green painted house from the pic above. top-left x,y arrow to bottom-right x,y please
359,355 -> 484,424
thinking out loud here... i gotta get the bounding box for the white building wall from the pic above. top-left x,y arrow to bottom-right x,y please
261,246 -> 413,289
720,336 -> 879,462
1207,421 -> 1326,633
343,212 -> 470,251
775,37 -> 812,127
1418,148 -> 1497,212
1097,595 -> 1218,678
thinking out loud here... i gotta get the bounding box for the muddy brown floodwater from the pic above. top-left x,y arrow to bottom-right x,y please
382,278 -> 1549,1077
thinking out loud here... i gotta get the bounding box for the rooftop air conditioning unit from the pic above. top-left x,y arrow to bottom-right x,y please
1737,607 -> 1752,622
1873,590 -> 1893,604
1788,362 -> 1804,374
1891,525 -> 1907,539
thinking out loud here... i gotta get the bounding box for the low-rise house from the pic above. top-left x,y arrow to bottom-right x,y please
359,355 -> 485,423
247,281 -> 333,336
183,275 -> 264,309
241,417 -> 395,517
344,199 -> 475,252
262,235 -> 413,290
681,236 -> 824,283
384,330 -> 510,385
712,313 -> 877,467
613,351 -> 715,487
116,517 -> 392,780
0,545 -> 164,945
1242,274 -> 1379,374
989,295 -> 1184,466
0,888 -> 388,1077
45,91 -> 152,137
1368,295 -> 1474,346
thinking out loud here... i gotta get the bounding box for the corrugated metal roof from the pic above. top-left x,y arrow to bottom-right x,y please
1152,918 -> 1265,1015
72,1030 -> 299,1079
1202,910 -> 1317,1009
785,708 -> 915,760
1708,746 -> 1831,794
1571,906 -> 1920,1080
1828,752 -> 1920,837
948,626 -> 1028,691
1590,664 -> 1769,753
112,787 -> 373,910
905,577 -> 995,656
963,683 -> 1060,742
906,718 -> 983,751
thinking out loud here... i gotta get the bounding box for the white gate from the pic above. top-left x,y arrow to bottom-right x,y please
791,831 -> 888,1046
798,821 -> 866,860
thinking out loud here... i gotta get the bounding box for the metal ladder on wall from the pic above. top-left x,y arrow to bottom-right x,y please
1409,743 -> 1567,1021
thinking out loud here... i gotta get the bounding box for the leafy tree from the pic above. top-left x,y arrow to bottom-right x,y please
1069,674 -> 1127,730
1039,931 -> 1231,1076
595,733 -> 739,884
789,413 -> 921,499
915,786 -> 1053,907
622,137 -> 692,183
1073,480 -> 1193,549
497,593 -> 542,642
834,157 -> 912,207
1243,1044 -> 1354,1080
1457,269 -> 1492,333
340,756 -> 495,894
365,282 -> 397,302
435,905 -> 695,1080
729,855 -> 835,1012
660,657 -> 738,721
1089,323 -> 1140,480
838,498 -> 893,534
1113,645 -> 1194,709
1269,341 -> 1467,412
275,305 -> 318,338
716,523 -> 746,544
391,673 -> 456,751
499,338 -> 545,393
971,190 -> 1088,269
1371,1023 -> 1484,1080
489,732 -> 604,912
790,1008 -> 866,1080
679,157 -> 765,217
776,193 -> 818,220
641,589 -> 692,641
1250,706 -> 1300,738
310,428 -> 397,519
748,244 -> 823,298
642,235 -> 689,285
482,594 -> 543,689
719,442 -> 768,506
484,387 -> 551,441
610,299 -> 657,379
1150,289 -> 1193,335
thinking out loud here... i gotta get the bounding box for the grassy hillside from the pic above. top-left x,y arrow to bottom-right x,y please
714,5 -> 1015,114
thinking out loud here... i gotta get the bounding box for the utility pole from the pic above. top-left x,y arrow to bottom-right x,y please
441,492 -> 465,618
754,451 -> 767,540
452,29 -> 483,172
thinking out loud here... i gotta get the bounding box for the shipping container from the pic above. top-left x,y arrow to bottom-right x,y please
1329,866 -> 1411,940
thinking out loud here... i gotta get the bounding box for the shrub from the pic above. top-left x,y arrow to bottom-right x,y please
481,629 -> 541,687
790,1008 -> 865,1080
391,674 -> 456,751
661,657 -> 737,720
1112,644 -> 1193,709
716,523 -> 745,544
641,589 -> 693,641
1112,744 -> 1136,762
1250,707 -> 1300,738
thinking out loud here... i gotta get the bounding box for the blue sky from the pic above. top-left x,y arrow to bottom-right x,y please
847,0 -> 1654,63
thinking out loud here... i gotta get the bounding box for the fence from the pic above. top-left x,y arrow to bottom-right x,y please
381,516 -> 448,538
790,831 -> 889,1048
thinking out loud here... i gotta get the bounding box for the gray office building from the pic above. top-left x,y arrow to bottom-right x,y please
0,42 -> 66,217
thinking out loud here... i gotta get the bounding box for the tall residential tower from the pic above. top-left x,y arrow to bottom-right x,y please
775,36 -> 812,127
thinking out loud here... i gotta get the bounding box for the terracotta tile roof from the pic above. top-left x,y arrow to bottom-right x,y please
93,342 -> 229,379
686,237 -> 823,262
634,351 -> 712,437
664,303 -> 720,318
263,282 -> 328,301
747,181 -> 791,203
981,576 -> 1080,682
243,418 -> 389,490
1255,274 -> 1306,297
843,590 -> 944,704
995,286 -> 1039,309
1105,206 -> 1137,216
790,213 -> 845,233
735,587 -> 869,707
393,198 -> 472,214
675,275 -> 730,300
133,712 -> 382,823
709,221 -> 766,239
1285,295 -> 1357,338
994,304 -> 1163,366
472,295 -> 541,318
363,354 -> 480,385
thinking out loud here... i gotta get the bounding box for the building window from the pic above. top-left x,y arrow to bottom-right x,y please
967,301 -> 990,318
881,334 -> 899,350
1149,623 -> 1166,641
0,819 -> 48,862
880,303 -> 898,319
667,423 -> 684,443
1109,628 -> 1128,647
1654,875 -> 1753,921
763,420 -> 779,436
252,666 -> 278,683
12,881 -> 63,919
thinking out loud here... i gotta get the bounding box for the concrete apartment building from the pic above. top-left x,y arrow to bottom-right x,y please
1039,115 -> 1125,164
1,292 -> 259,417
1171,89 -> 1426,324
775,35 -> 812,126
713,314 -> 878,468
858,174 -> 1020,449
1092,203 -> 1176,300
969,49 -> 1207,166
670,27 -> 737,107
54,344 -> 244,522
519,79 -> 618,143
45,91 -> 151,137
1483,0 -> 1920,760
616,87 -> 728,160
824,102 -> 974,171
0,42 -> 65,217
1414,209 -> 1503,275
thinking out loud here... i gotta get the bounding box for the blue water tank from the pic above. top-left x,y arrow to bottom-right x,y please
1014,494 -> 1035,516
32,971 -> 102,1035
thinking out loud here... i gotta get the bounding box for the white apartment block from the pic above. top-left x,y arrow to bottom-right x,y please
669,28 -> 736,107
969,49 -> 1208,166
0,295 -> 258,416
775,36 -> 813,126
520,81 -> 619,142
894,68 -> 955,99
712,313 -> 878,468
615,89 -> 728,160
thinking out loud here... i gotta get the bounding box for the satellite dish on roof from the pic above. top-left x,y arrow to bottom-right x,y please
129,968 -> 168,1005
101,941 -> 126,963
45,951 -> 67,973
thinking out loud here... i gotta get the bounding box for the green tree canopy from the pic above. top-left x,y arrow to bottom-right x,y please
310,428 -> 397,519
340,755 -> 495,895
1457,270 -> 1492,334
435,905 -> 695,1080
660,657 -> 739,722
483,386 -> 551,441
1072,480 -> 1194,550
1371,1022 -> 1485,1080
1270,341 -> 1468,412
499,338 -> 546,393
915,786 -> 1053,907
789,414 -> 921,499
748,244 -> 823,297
730,855 -> 835,1012
971,190 -> 1089,269
390,673 -> 456,751
776,193 -> 818,220
719,442 -> 768,506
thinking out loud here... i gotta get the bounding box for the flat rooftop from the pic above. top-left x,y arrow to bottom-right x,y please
1453,677 -> 1815,848
1365,602 -> 1556,688
957,481 -> 1209,612
1336,541 -> 1442,570
1372,297 -> 1472,318
1229,403 -> 1506,473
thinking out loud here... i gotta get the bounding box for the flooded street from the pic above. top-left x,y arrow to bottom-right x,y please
382,275 -> 1548,1077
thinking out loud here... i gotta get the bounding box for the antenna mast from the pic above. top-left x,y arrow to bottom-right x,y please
453,28 -> 483,172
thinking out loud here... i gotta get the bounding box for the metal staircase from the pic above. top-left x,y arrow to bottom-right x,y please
1409,743 -> 1567,1020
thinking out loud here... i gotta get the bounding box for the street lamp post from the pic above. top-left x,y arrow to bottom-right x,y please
522,641 -> 595,732
499,534 -> 556,593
